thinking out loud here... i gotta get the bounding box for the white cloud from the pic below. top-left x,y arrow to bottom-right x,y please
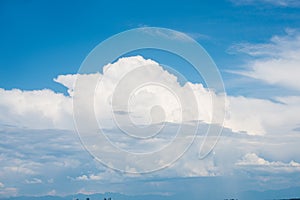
225,95 -> 300,135
54,74 -> 79,97
0,128 -> 87,196
0,182 -> 4,188
1,55 -> 300,196
225,30 -> 300,135
76,188 -> 96,195
4,166 -> 37,175
25,178 -> 42,184
62,56 -> 300,135
1,55 -> 299,136
138,28 -> 194,42
0,88 -> 73,130
230,29 -> 300,91
58,56 -> 218,129
0,187 -> 18,197
75,170 -> 122,182
236,153 -> 300,173
75,175 -> 89,181
47,190 -> 56,196
0,157 -> 42,176
237,153 -> 274,166
1,126 -> 300,196
230,0 -> 300,7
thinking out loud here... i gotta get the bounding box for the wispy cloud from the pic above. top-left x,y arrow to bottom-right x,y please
228,29 -> 300,91
0,187 -> 17,197
25,178 -> 42,184
230,0 -> 300,7
138,28 -> 194,42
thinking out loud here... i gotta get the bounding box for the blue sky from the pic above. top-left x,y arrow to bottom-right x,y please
1,0 -> 300,93
1,0 -> 300,199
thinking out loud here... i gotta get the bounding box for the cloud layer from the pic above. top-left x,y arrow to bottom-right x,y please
1,54 -> 300,196
1,55 -> 300,136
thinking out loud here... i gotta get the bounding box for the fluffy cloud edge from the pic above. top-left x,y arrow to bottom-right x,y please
1,55 -> 300,136
236,153 -> 300,173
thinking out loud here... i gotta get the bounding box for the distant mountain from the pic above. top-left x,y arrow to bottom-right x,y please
1,187 -> 300,200
0,193 -> 174,200
240,186 -> 300,200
